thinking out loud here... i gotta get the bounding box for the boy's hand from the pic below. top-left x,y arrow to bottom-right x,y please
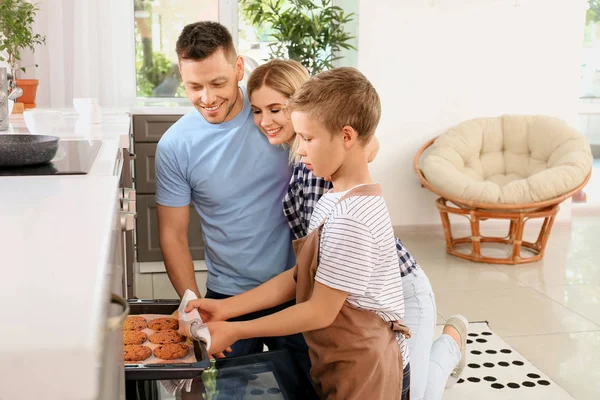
209,347 -> 232,359
185,298 -> 228,322
206,321 -> 239,356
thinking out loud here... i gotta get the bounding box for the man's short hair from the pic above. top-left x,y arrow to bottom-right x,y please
176,21 -> 236,62
288,67 -> 381,142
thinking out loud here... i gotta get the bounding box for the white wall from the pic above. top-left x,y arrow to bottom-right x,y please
359,0 -> 587,227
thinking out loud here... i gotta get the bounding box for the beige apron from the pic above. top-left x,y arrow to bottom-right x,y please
293,184 -> 411,400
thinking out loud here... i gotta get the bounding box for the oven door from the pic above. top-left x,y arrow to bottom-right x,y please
98,294 -> 129,400
125,350 -> 319,400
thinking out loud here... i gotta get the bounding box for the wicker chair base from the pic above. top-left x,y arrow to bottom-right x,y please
436,198 -> 559,265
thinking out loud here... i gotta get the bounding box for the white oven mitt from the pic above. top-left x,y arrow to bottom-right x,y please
160,289 -> 212,395
178,289 -> 212,350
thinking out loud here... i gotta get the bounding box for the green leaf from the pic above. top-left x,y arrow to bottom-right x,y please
241,0 -> 355,73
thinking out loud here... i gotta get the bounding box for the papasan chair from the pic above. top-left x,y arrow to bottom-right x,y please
414,115 -> 592,264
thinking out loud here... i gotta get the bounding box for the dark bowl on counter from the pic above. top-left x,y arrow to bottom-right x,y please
0,134 -> 60,168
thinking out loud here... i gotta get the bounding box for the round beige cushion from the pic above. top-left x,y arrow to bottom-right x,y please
421,115 -> 592,204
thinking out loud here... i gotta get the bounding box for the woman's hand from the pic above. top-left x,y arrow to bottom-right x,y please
206,321 -> 240,356
185,298 -> 229,322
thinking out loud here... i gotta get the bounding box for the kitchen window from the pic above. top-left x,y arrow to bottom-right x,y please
133,0 -> 358,98
582,0 -> 600,98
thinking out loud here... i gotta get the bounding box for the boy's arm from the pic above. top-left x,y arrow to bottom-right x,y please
236,282 -> 347,337
223,268 -> 297,318
187,268 -> 298,319
206,283 -> 347,354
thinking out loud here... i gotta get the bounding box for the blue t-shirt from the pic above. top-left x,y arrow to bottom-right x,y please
155,87 -> 295,295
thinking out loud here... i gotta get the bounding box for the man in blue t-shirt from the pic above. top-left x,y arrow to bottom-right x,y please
155,21 -> 307,364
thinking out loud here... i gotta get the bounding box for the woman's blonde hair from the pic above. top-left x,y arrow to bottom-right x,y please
247,59 -> 310,163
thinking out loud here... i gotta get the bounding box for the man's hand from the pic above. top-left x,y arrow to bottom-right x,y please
206,321 -> 239,356
185,298 -> 229,322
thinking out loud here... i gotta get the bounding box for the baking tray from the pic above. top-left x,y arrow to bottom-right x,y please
125,299 -> 211,381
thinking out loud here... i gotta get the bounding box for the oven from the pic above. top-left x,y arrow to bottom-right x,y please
123,302 -> 318,400
96,139 -> 136,400
119,126 -> 137,299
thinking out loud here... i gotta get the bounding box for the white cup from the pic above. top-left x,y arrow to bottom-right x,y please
23,109 -> 63,135
73,97 -> 102,124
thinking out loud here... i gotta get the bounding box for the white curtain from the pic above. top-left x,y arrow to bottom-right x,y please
27,0 -> 136,108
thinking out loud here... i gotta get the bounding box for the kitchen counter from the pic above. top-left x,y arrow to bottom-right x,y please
0,111 -> 131,400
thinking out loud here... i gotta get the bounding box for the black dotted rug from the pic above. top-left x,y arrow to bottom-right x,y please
437,322 -> 574,399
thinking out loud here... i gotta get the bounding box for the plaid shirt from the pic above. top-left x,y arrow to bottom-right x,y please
282,162 -> 419,277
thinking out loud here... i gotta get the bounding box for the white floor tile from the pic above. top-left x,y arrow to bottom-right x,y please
152,273 -> 179,300
422,258 -> 523,292
532,285 -> 600,326
435,287 -> 600,337
195,271 -> 208,296
134,272 -> 153,299
151,272 -> 208,299
506,332 -> 600,400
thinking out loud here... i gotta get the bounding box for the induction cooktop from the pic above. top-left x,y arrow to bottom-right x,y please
0,139 -> 102,176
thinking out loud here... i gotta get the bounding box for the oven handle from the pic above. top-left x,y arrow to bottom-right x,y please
107,293 -> 130,332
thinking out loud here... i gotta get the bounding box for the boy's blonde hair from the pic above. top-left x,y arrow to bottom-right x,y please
247,59 -> 310,163
247,59 -> 310,102
288,67 -> 381,143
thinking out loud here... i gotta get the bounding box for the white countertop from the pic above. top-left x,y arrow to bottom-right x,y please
0,176 -> 121,400
0,111 -> 131,399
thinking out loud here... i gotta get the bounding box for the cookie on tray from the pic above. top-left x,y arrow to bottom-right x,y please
124,345 -> 152,362
149,330 -> 184,344
124,330 -> 148,345
154,343 -> 190,360
123,316 -> 147,331
148,317 -> 179,331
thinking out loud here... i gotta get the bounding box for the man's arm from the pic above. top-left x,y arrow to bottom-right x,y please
157,204 -> 200,298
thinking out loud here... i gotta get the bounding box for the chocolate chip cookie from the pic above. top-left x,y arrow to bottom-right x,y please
148,317 -> 178,331
154,343 -> 190,360
149,330 -> 184,344
124,330 -> 148,345
123,316 -> 147,331
124,345 -> 152,362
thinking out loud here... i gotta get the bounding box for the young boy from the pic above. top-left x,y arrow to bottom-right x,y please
187,67 -> 411,400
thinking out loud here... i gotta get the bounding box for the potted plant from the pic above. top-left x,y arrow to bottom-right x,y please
0,0 -> 46,107
239,0 -> 356,75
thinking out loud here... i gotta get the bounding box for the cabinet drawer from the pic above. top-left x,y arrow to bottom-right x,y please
136,195 -> 206,262
134,143 -> 157,194
133,115 -> 182,142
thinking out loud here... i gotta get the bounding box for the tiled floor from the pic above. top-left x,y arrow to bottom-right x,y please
574,159 -> 600,205
400,215 -> 600,400
136,214 -> 600,399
